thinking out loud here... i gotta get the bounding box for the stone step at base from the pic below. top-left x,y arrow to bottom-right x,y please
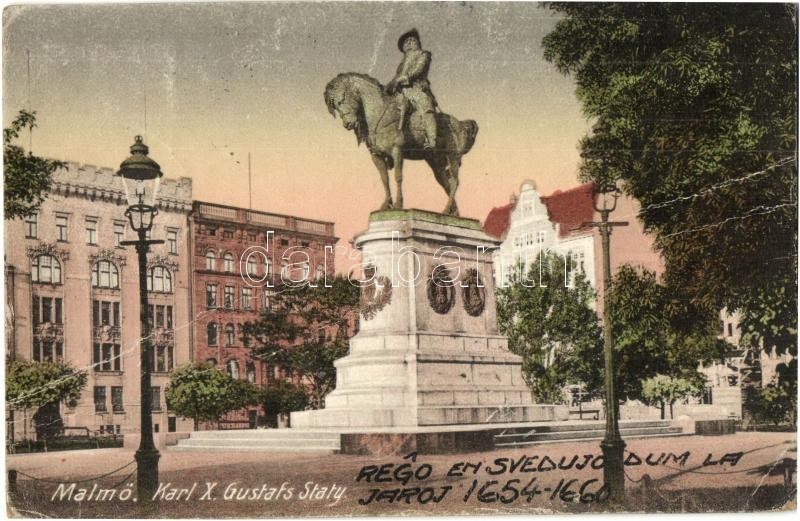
175,438 -> 340,449
494,420 -> 671,436
495,428 -> 684,447
494,424 -> 678,444
169,444 -> 339,454
189,430 -> 339,440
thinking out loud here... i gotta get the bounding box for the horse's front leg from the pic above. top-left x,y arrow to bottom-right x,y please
443,156 -> 460,216
392,147 -> 404,209
371,154 -> 393,210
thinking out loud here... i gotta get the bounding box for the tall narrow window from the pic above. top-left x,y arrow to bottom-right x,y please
207,322 -> 218,345
227,360 -> 239,379
247,256 -> 258,276
166,305 -> 173,329
151,387 -> 162,411
56,215 -> 68,242
225,324 -> 235,346
94,386 -> 107,413
224,286 -> 234,309
246,363 -> 256,384
85,218 -> 98,245
167,230 -> 178,254
205,251 -> 216,270
111,386 -> 124,412
223,252 -> 234,273
206,283 -> 217,307
242,287 -> 252,310
25,214 -> 38,239
114,222 -> 125,247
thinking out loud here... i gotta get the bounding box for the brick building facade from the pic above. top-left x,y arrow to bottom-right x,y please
188,201 -> 337,428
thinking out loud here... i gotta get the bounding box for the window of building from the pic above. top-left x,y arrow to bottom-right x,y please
301,241 -> 310,248
93,342 -> 121,371
265,258 -> 273,277
93,300 -> 121,327
167,230 -> 178,254
299,263 -> 310,281
25,214 -> 38,239
223,252 -> 234,273
207,322 -> 218,345
85,217 -> 98,245
247,233 -> 257,241
727,323 -> 734,337
263,289 -> 276,310
111,386 -> 124,412
32,296 -> 63,325
31,255 -> 62,284
56,215 -> 68,242
206,283 -> 217,307
205,251 -> 216,270
148,304 -> 173,330
242,287 -> 252,310
152,345 -> 174,372
94,386 -> 107,413
92,261 -> 120,289
247,256 -> 258,276
33,338 -> 63,363
280,238 -> 289,246
206,226 -> 216,236
151,387 -> 162,411
224,286 -> 234,309
315,265 -> 325,280
147,266 -> 172,293
246,362 -> 256,384
225,323 -> 235,346
113,222 -> 125,247
223,230 -> 234,239
227,359 -> 239,379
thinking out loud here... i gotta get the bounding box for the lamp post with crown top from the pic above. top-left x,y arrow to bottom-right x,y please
117,135 -> 164,504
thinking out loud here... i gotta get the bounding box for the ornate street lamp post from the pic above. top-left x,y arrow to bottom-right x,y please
584,183 -> 628,504
117,136 -> 164,503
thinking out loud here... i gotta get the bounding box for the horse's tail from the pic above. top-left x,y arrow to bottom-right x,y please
460,120 -> 479,156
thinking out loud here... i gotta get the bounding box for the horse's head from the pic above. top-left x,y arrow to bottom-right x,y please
325,75 -> 361,132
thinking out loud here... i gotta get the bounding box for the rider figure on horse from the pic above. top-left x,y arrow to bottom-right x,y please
385,29 -> 438,150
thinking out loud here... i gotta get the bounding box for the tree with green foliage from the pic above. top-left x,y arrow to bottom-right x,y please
241,275 -> 359,408
542,3 -> 797,399
641,374 -> 700,419
608,265 -> 725,402
4,110 -> 64,220
165,363 -> 260,429
6,360 -> 87,439
496,252 -> 604,403
260,380 -> 310,428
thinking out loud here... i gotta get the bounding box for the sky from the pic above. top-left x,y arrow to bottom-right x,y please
3,2 -> 591,268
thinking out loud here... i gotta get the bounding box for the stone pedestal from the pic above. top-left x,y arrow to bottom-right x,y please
292,209 -> 567,429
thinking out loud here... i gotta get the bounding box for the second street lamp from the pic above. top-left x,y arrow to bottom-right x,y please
584,182 -> 629,504
117,135 -> 164,503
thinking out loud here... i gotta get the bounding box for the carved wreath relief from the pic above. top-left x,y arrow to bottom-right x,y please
427,265 -> 456,314
359,265 -> 392,320
461,268 -> 486,317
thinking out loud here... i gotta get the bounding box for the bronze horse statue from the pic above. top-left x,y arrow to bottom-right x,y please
325,73 -> 478,216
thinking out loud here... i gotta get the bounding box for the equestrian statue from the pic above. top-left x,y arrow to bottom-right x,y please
324,29 -> 478,216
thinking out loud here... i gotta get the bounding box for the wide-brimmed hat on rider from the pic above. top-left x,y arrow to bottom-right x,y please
397,28 -> 421,51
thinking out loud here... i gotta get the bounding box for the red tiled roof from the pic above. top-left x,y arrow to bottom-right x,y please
542,182 -> 596,238
482,183 -> 596,239
483,202 -> 515,239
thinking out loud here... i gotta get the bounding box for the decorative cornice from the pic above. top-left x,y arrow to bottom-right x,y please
26,243 -> 70,262
89,248 -> 127,267
147,254 -> 179,272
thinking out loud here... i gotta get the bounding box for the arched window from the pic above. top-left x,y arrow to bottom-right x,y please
205,357 -> 217,367
205,251 -> 216,270
227,359 -> 239,379
225,323 -> 235,346
223,252 -> 234,273
207,322 -> 218,345
31,255 -> 62,284
92,260 -> 119,289
299,263 -> 310,281
147,266 -> 173,293
247,256 -> 258,276
265,258 -> 273,277
246,362 -> 256,383
315,265 -> 325,280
